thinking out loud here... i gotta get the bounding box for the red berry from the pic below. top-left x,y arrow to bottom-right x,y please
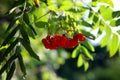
50,37 -> 59,49
79,35 -> 86,41
42,33 -> 86,49
42,38 -> 47,45
67,38 -> 78,48
60,36 -> 69,48
73,33 -> 86,42
46,35 -> 51,40
42,38 -> 50,49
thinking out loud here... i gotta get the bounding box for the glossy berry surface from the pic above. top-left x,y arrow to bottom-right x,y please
42,33 -> 86,49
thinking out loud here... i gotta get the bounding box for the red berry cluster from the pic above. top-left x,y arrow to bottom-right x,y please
42,33 -> 86,49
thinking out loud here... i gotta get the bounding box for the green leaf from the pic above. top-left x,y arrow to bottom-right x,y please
100,6 -> 113,20
72,46 -> 80,58
23,12 -> 30,25
28,13 -> 35,24
81,41 -> 95,52
92,0 -> 97,2
81,20 -> 92,27
99,0 -> 114,7
0,53 -> 17,75
22,13 -> 37,36
81,30 -> 96,40
60,1 -> 73,10
5,19 -> 16,33
23,13 -> 37,35
15,45 -> 21,56
81,46 -> 93,60
92,14 -> 100,27
77,54 -> 83,67
110,19 -> 116,27
100,35 -> 110,47
1,26 -> 19,47
21,20 -> 36,39
90,1 -> 97,7
6,62 -> 16,80
4,39 -> 18,57
15,45 -> 26,77
84,61 -> 89,71
35,21 -> 48,28
112,11 -> 120,18
89,10 -> 94,18
100,27 -> 112,47
0,62 -> 9,75
20,38 -> 40,61
108,34 -> 119,57
28,24 -> 37,35
0,45 -> 9,51
116,19 -> 120,26
18,54 -> 26,77
23,12 -> 35,24
20,25 -> 30,44
93,15 -> 99,24
0,38 -> 19,62
105,26 -> 112,34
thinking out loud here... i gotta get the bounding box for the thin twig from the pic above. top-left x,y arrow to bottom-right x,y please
35,11 -> 51,23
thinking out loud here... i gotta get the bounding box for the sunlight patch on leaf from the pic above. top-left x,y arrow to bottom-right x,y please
100,6 -> 113,20
77,54 -> 83,67
60,1 -> 73,10
81,46 -> 94,61
72,46 -> 80,58
81,41 -> 95,52
84,61 -> 89,71
99,0 -> 114,7
107,34 -> 119,57
100,26 -> 112,47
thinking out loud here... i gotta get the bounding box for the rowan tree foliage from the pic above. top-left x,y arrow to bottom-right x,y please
0,0 -> 120,80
